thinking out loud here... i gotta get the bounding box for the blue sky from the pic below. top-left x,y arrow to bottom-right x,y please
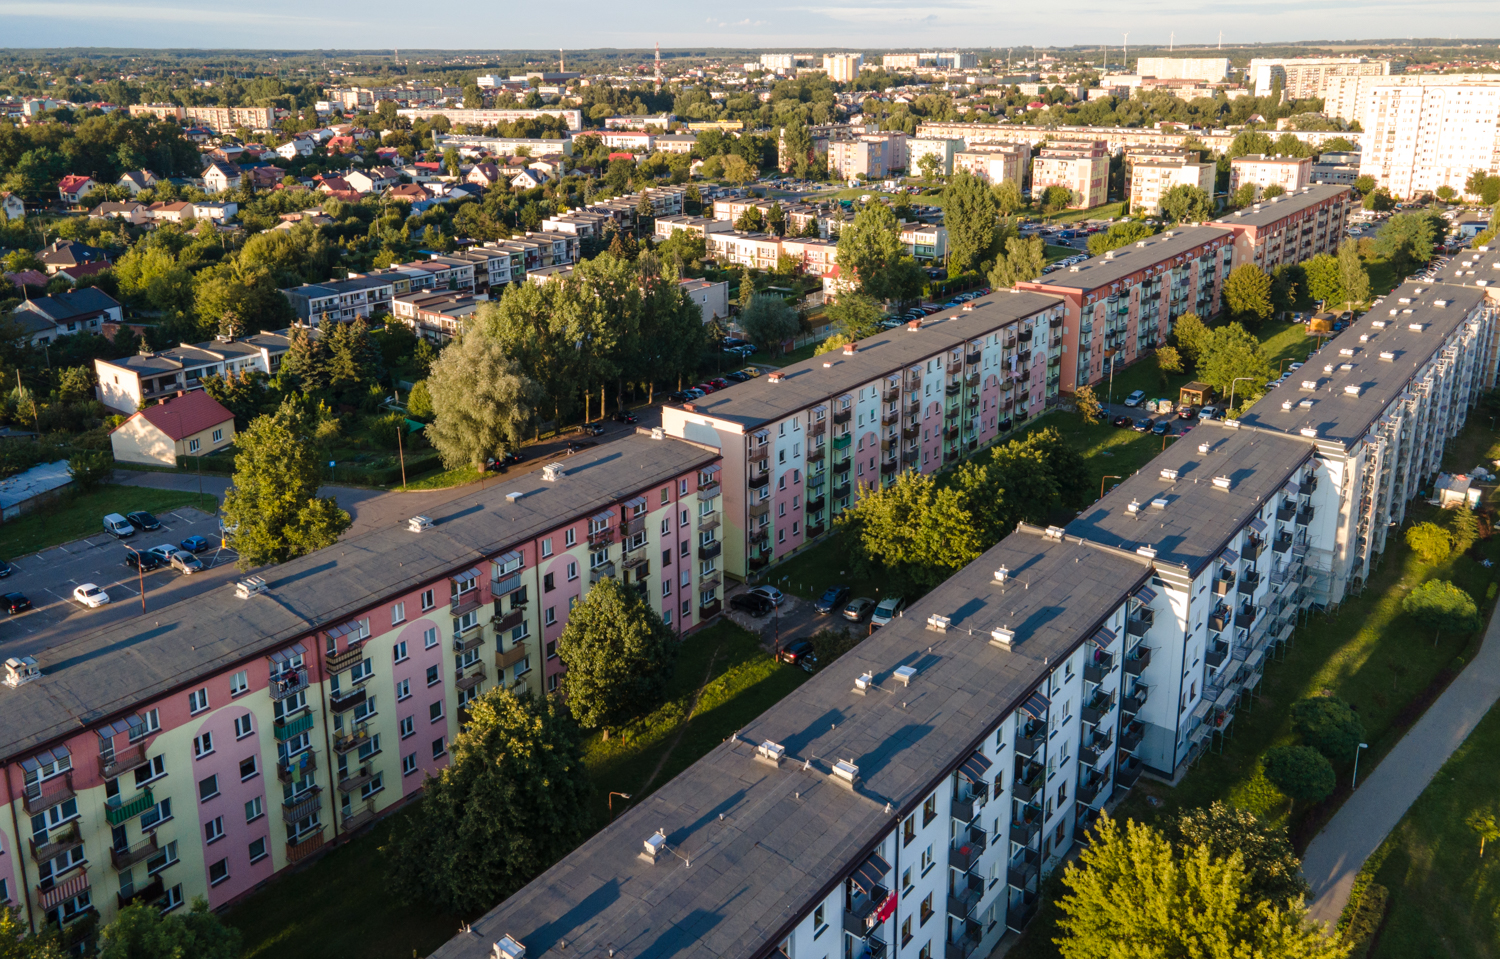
1,0 -> 1497,51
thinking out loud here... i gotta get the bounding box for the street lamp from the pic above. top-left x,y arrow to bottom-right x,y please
608,792 -> 632,821
1105,349 -> 1119,406
1352,742 -> 1370,789
1227,376 -> 1258,413
1100,475 -> 1121,501
121,544 -> 149,613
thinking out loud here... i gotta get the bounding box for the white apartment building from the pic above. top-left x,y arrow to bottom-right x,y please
1128,157 -> 1216,215
1134,57 -> 1230,83
1248,57 -> 1401,100
909,137 -> 966,177
1229,155 -> 1314,198
1357,79 -> 1500,199
395,107 -> 582,131
1031,142 -> 1109,209
824,54 -> 863,83
954,145 -> 1028,189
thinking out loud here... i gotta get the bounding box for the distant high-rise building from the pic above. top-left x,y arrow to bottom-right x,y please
823,53 -> 863,83
1134,57 -> 1230,83
1358,78 -> 1500,198
1247,57 -> 1401,100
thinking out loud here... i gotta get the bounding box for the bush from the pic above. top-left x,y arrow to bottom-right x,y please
1405,521 -> 1452,564
1290,696 -> 1366,763
1342,882 -> 1389,959
809,626 -> 863,666
1403,578 -> 1481,639
1262,744 -> 1336,804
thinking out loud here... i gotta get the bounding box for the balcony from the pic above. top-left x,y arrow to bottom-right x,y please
283,788 -> 322,823
946,921 -> 983,959
329,687 -> 367,714
108,833 -> 158,871
948,872 -> 984,918
31,822 -> 83,863
951,795 -> 978,824
1008,848 -> 1040,889
1120,721 -> 1145,753
1007,892 -> 1039,933
1297,506 -> 1315,526
806,495 -> 826,514
493,608 -> 525,633
589,561 -> 616,584
117,875 -> 164,910
1273,533 -> 1293,554
1122,684 -> 1149,715
1012,762 -> 1043,803
1116,755 -> 1144,788
456,663 -> 487,691
269,667 -> 310,701
1213,571 -> 1235,597
342,799 -> 378,833
454,629 -> 486,654
337,764 -> 376,794
21,773 -> 73,816
1082,690 -> 1114,725
881,408 -> 900,426
1126,608 -> 1153,637
1243,540 -> 1263,562
286,829 -> 325,864
587,526 -> 615,548
274,713 -> 315,742
99,744 -> 149,780
700,597 -> 724,619
698,479 -> 721,498
1276,501 -> 1296,522
833,483 -> 851,500
1235,606 -> 1257,629
698,541 -> 722,561
104,787 -> 155,827
1205,640 -> 1228,669
1084,652 -> 1114,684
38,868 -> 91,912
882,386 -> 900,402
1299,476 -> 1318,496
1239,569 -> 1261,592
1124,646 -> 1152,675
950,838 -> 982,871
492,569 -> 524,597
1209,605 -> 1230,632
748,471 -> 770,490
945,381 -> 961,397
749,499 -> 770,519
325,645 -> 366,674
881,458 -> 899,475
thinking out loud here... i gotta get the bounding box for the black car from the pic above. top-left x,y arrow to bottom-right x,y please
0,558 -> 10,577
1133,417 -> 1155,432
814,585 -> 851,614
582,423 -> 606,436
1112,414 -> 1133,428
123,551 -> 167,572
613,410 -> 638,424
126,510 -> 162,531
4,591 -> 32,614
729,593 -> 775,617
724,371 -> 752,383
779,638 -> 818,671
666,390 -> 693,403
1151,420 -> 1172,437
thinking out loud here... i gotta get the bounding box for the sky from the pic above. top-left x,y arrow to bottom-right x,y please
1,0 -> 1498,52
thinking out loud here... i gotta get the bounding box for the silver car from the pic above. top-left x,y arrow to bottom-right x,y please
170,551 -> 204,574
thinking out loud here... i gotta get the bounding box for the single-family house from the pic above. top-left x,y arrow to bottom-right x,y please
277,137 -> 316,160
511,169 -> 549,190
202,160 -> 242,193
54,261 -> 113,286
88,201 -> 152,224
36,239 -> 109,274
1,192 -> 25,219
386,183 -> 434,204
109,390 -> 236,467
345,166 -> 401,194
191,202 -> 237,223
57,175 -> 95,206
467,163 -> 504,187
15,287 -> 124,339
242,165 -> 287,190
148,201 -> 195,223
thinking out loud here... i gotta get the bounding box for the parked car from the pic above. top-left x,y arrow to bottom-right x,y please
1111,414 -> 1133,428
126,510 -> 162,531
73,584 -> 110,607
4,591 -> 31,614
1124,390 -> 1146,407
180,535 -> 210,553
103,512 -> 136,538
582,423 -> 606,436
145,544 -> 177,563
843,597 -> 876,622
1177,405 -> 1198,420
871,596 -> 905,627
779,638 -> 818,671
1151,420 -> 1171,436
613,410 -> 639,424
750,585 -> 786,607
0,559 -> 10,577
730,592 -> 775,616
123,550 -> 166,572
170,551 -> 204,574
1133,417 -> 1155,432
1198,406 -> 1220,420
815,585 -> 851,614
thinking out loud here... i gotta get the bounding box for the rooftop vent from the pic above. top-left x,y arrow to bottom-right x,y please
651,427 -> 665,440
1371,319 -> 1386,329
1379,351 -> 1395,361
1301,379 -> 1318,390
1344,385 -> 1362,396
1282,399 -> 1294,411
1300,427 -> 1319,438
962,303 -> 975,311
1359,334 -> 1370,343
1136,241 -> 1149,248
1409,322 -> 1424,332
1339,347 -> 1355,356
1434,299 -> 1450,308
504,492 -> 523,503
1151,496 -> 1169,509
407,515 -> 433,533
1198,442 -> 1211,453
641,830 -> 667,863
1339,363 -> 1355,372
1160,467 -> 1179,480
767,371 -> 783,383
4,655 -> 39,688
990,627 -> 1015,648
1398,297 -> 1412,304
893,664 -> 918,686
993,565 -> 1009,584
907,319 -> 922,331
1299,398 -> 1314,409
1388,309 -> 1399,316
1212,475 -> 1232,490
853,671 -> 874,694
492,936 -> 526,959
927,614 -> 951,632
1044,525 -> 1065,540
831,760 -> 861,788
1324,363 -> 1335,373
756,740 -> 786,766
1104,251 -> 1116,259
235,576 -> 268,599
1126,499 -> 1141,513
1137,545 -> 1158,559
843,342 -> 858,355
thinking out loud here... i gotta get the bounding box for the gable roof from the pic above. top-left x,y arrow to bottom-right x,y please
58,175 -> 93,193
121,390 -> 234,440
19,286 -> 121,321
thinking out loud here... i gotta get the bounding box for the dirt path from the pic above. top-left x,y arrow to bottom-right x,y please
635,646 -> 724,796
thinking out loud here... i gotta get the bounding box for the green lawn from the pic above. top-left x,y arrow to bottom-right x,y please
1100,318 -> 1322,411
1043,201 -> 1126,224
226,620 -> 807,959
0,485 -> 219,558
394,465 -> 481,491
1045,243 -> 1077,263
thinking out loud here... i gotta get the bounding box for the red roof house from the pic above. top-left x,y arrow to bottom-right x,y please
109,391 -> 236,467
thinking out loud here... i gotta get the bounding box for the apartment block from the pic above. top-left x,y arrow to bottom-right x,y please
823,54 -> 863,83
1214,184 -> 1352,273
898,222 -> 948,261
827,134 -> 909,180
954,144 -> 1029,189
1031,141 -> 1108,210
127,104 -> 279,131
1357,79 -> 1500,199
1134,57 -> 1231,83
94,332 -> 292,414
704,231 -> 783,271
1017,226 -> 1230,390
1228,155 -> 1313,198
1248,57 -> 1400,100
661,292 -> 1066,580
0,434 -> 722,938
653,215 -> 732,241
396,107 -> 583,131
1127,157 -> 1216,215
431,134 -> 575,157
908,137 -> 966,177
279,275 -> 398,326
392,292 -> 484,343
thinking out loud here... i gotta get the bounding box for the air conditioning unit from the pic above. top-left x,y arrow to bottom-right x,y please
407,515 -> 433,533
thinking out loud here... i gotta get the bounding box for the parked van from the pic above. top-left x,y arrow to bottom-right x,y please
103,513 -> 135,538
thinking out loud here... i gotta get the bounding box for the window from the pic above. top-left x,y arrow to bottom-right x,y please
902,865 -> 913,893
430,701 -> 444,722
396,678 -> 411,701
420,589 -> 435,611
208,859 -> 229,886
239,756 -> 258,781
230,670 -> 248,696
140,797 -> 172,831
187,688 -> 209,714
426,665 -> 440,687
248,837 -> 267,864
193,732 -> 214,758
198,775 -> 219,802
544,605 -> 557,627
245,797 -> 263,823
360,773 -> 384,800
423,626 -> 438,649
920,892 -> 933,925
232,715 -> 253,740
922,794 -> 937,826
903,814 -> 916,846
547,672 -> 560,692
134,755 -> 166,787
919,943 -> 932,959
391,603 -> 406,626
541,537 -> 553,557
564,528 -> 576,547
129,709 -> 160,742
431,737 -> 446,759
205,816 -> 224,844
353,696 -> 376,723
403,753 -> 418,776
901,916 -> 913,947
188,438 -> 200,453
350,658 -> 373,684
566,561 -> 578,582
399,716 -> 415,739
921,844 -> 934,874
680,540 -> 690,557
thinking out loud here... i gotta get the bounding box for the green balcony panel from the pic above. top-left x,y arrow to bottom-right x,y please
832,435 -> 852,450
105,787 -> 154,826
274,713 -> 315,742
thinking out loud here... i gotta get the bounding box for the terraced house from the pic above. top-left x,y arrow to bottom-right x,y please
0,433 -> 723,938
662,292 -> 1065,579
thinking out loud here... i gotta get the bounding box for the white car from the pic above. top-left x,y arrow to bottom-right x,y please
1198,406 -> 1220,420
73,584 -> 110,607
749,585 -> 786,607
1124,390 -> 1146,408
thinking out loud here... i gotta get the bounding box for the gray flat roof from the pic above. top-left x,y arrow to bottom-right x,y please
1025,226 -> 1231,292
677,291 -> 1062,430
1067,419 -> 1315,576
1212,184 -> 1350,230
433,525 -> 1152,959
1438,246 -> 1500,289
1235,280 -> 1487,451
0,433 -> 717,764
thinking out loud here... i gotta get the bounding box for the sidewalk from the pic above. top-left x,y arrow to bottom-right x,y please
1301,597 -> 1500,928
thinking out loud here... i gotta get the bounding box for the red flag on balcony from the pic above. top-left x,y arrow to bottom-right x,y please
875,890 -> 897,924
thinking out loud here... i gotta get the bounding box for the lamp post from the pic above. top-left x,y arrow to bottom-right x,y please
1352,742 -> 1369,789
608,791 -> 632,821
121,545 -> 148,613
1105,349 -> 1118,406
1227,376 -> 1257,413
1100,475 -> 1121,501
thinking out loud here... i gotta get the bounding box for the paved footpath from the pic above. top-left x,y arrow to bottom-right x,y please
1302,598 -> 1500,928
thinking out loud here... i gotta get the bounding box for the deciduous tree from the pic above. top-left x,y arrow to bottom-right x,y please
1262,744 -> 1337,805
1290,696 -> 1366,763
1405,521 -> 1452,565
1403,579 -> 1480,642
1086,219 -> 1155,256
425,331 -> 543,470
557,577 -> 677,731
836,470 -> 984,592
1169,802 -> 1311,910
824,292 -> 885,342
1074,384 -> 1103,424
1159,184 -> 1212,223
1337,242 -> 1371,309
1170,312 -> 1210,370
739,293 -> 800,356
1223,263 -> 1274,329
992,179 -> 1024,216
943,170 -> 999,275
987,236 -> 1046,289
0,904 -> 68,959
1303,253 -> 1343,306
98,899 -> 241,959
1467,809 -> 1500,858
1196,322 -> 1272,404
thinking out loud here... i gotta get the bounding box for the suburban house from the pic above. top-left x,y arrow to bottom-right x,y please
116,170 -> 158,194
345,166 -> 402,194
148,200 -> 195,223
36,239 -> 109,274
0,191 -> 23,219
88,201 -> 153,224
466,163 -> 504,187
277,137 -> 316,159
109,390 -> 237,466
202,160 -> 242,193
191,201 -> 238,223
511,169 -> 549,189
57,175 -> 95,205
15,287 -> 125,339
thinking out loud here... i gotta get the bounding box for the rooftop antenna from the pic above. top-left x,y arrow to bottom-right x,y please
655,42 -> 662,90
1123,33 -> 1129,72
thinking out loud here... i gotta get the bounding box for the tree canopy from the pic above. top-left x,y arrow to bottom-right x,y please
1223,263 -> 1274,329
1168,802 -> 1310,910
1262,744 -> 1337,804
1403,579 -> 1480,639
1196,322 -> 1273,405
943,170 -> 1000,275
97,899 -> 241,959
1087,220 -> 1156,256
835,201 -> 923,303
557,577 -> 678,730
987,235 -> 1046,289
425,330 -> 543,471
1290,696 -> 1366,763
739,293 -> 801,355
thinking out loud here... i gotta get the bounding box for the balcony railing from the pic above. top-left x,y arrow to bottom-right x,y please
274,713 -> 315,742
270,667 -> 310,701
456,663 -> 487,691
1120,721 -> 1145,753
31,822 -> 83,863
698,479 -> 721,498
700,598 -> 722,618
493,608 -> 524,633
1273,533 -> 1293,554
325,645 -> 366,674
286,828 -> 325,864
1205,640 -> 1228,669
99,744 -> 149,780
104,787 -> 154,827
1297,506 -> 1315,525
1116,755 -> 1144,788
1276,501 -> 1296,522
23,773 -> 75,815
329,687 -> 367,713
338,764 -> 377,794
589,561 -> 617,584
283,789 -> 322,823
37,868 -> 90,912
279,749 -> 318,787
117,875 -> 164,910
1124,646 -> 1152,675
1084,652 -> 1114,684
1126,608 -> 1154,637
948,872 -> 984,918
109,833 -> 159,871
1081,691 -> 1115,725
1121,684 -> 1149,715
1007,849 -> 1040,889
1239,569 -> 1261,592
698,541 -> 722,561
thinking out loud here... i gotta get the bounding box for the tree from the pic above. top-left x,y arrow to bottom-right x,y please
917,153 -> 941,182
68,448 -> 113,492
739,293 -> 800,356
1465,169 -> 1500,206
56,365 -> 93,401
1223,264 -> 1274,329
1262,183 -> 1287,200
426,331 -> 543,470
0,905 -> 69,959
959,427 -> 1089,546
221,397 -> 352,569
1039,184 -> 1074,213
1403,579 -> 1480,642
734,206 -> 766,232
1353,174 -> 1376,195
1169,802 -> 1311,910
1405,521 -> 1452,565
836,470 -> 984,592
557,577 -> 677,731
383,687 -> 592,913
943,171 -> 999,275
1156,345 -> 1182,376
1436,185 -> 1457,203
1375,210 -> 1445,275
824,292 -> 885,342
987,236 -> 1046,289
1467,809 -> 1500,858
1262,744 -> 1337,804
1075,384 -> 1104,424
1449,506 -> 1480,555
1055,817 -> 1343,959
1170,312 -> 1210,370
1197,322 -> 1273,405
1303,253 -> 1344,306
1363,187 -> 1395,212
992,179 -> 1024,216
406,380 -> 434,419
1290,696 -> 1366,763
1227,129 -> 1274,158
98,899 -> 241,959
1159,184 -> 1212,223
836,201 -> 915,302
1230,182 -> 1259,208
721,154 -> 755,185
814,332 -> 853,356
1086,220 -> 1155,256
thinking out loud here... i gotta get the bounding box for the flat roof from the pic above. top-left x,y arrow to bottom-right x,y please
1067,419 -> 1315,576
672,291 -> 1062,430
1214,184 -> 1350,229
1437,246 -> 1500,289
432,525 -> 1152,959
0,433 -> 718,764
1236,280 -> 1488,450
1023,226 -> 1231,293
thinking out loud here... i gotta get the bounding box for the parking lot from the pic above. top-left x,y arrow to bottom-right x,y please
0,505 -> 238,658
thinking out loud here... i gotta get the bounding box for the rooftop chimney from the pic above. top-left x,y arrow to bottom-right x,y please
843,342 -> 857,355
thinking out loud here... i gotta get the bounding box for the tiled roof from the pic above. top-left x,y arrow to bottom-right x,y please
126,390 -> 234,440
